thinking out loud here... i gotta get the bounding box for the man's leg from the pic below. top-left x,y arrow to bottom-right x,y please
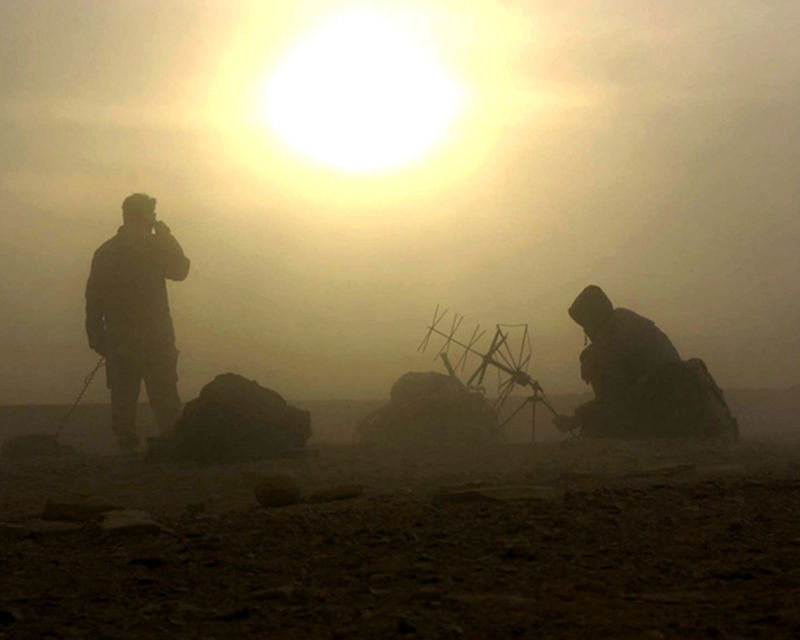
143,346 -> 182,438
107,356 -> 143,453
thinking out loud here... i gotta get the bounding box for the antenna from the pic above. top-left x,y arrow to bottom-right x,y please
419,307 -> 561,441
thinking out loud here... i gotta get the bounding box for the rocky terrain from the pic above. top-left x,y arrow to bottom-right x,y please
1,434 -> 800,639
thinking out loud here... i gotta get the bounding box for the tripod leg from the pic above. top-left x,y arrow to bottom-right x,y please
498,396 -> 531,432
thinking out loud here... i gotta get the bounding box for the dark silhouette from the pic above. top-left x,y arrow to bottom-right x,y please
85,193 -> 190,453
357,371 -> 498,445
555,285 -> 738,439
156,373 -> 312,463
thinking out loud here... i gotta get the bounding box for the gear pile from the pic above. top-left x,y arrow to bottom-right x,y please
160,373 -> 312,462
357,371 -> 498,445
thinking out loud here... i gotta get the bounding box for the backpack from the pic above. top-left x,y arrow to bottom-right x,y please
636,358 -> 739,440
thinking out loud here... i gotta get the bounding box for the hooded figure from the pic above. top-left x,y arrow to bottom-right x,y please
556,286 -> 737,439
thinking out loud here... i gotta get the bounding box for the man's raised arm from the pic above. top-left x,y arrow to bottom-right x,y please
153,220 -> 191,281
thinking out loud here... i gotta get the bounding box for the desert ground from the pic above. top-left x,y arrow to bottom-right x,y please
1,391 -> 800,639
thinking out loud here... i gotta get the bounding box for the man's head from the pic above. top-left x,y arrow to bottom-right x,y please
568,285 -> 613,340
121,193 -> 157,231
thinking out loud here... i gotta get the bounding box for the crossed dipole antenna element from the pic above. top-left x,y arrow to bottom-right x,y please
418,306 -> 559,432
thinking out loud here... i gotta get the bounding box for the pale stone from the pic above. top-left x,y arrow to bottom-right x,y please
99,510 -> 167,536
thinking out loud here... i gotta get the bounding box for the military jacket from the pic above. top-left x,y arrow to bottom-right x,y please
579,308 -> 681,404
85,225 -> 190,358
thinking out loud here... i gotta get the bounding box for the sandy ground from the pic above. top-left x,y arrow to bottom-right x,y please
2,428 -> 800,639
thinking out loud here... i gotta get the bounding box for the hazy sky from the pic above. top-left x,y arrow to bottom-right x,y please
2,0 -> 799,404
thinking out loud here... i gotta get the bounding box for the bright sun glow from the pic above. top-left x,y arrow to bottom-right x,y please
259,9 -> 465,172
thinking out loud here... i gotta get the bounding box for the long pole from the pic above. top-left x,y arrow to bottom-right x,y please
56,357 -> 106,437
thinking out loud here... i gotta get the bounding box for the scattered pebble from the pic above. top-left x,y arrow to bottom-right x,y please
99,510 -> 168,536
0,523 -> 30,540
434,485 -> 561,504
0,609 -> 17,625
129,557 -> 168,569
308,484 -> 365,503
254,476 -> 302,508
26,519 -> 84,536
42,498 -> 122,522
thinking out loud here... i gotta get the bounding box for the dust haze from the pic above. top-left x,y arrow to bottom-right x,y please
2,0 -> 799,405
4,4 -> 800,638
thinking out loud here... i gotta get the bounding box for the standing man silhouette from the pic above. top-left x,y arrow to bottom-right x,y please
85,194 -> 190,453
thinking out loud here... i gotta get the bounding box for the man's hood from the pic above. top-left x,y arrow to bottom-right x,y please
568,285 -> 613,331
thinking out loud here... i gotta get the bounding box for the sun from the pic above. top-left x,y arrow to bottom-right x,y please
258,8 -> 465,173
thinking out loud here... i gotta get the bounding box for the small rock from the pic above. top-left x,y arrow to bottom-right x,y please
254,476 -> 301,508
99,510 -> 167,536
129,557 -> 167,569
186,535 -> 221,551
213,607 -> 250,622
443,593 -> 535,608
637,591 -> 710,604
496,595 -> 537,608
280,448 -> 319,459
482,486 -> 561,501
438,482 -> 493,493
0,523 -> 30,541
502,544 -> 534,560
308,484 -> 364,503
0,609 -> 17,625
727,520 -> 746,532
26,519 -> 84,536
626,464 -> 695,478
185,503 -> 206,517
433,490 -> 499,504
42,497 -> 122,522
244,585 -> 329,603
245,585 -> 295,601
711,570 -> 754,581
434,485 -> 560,504
397,620 -> 416,634
407,587 -> 447,603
